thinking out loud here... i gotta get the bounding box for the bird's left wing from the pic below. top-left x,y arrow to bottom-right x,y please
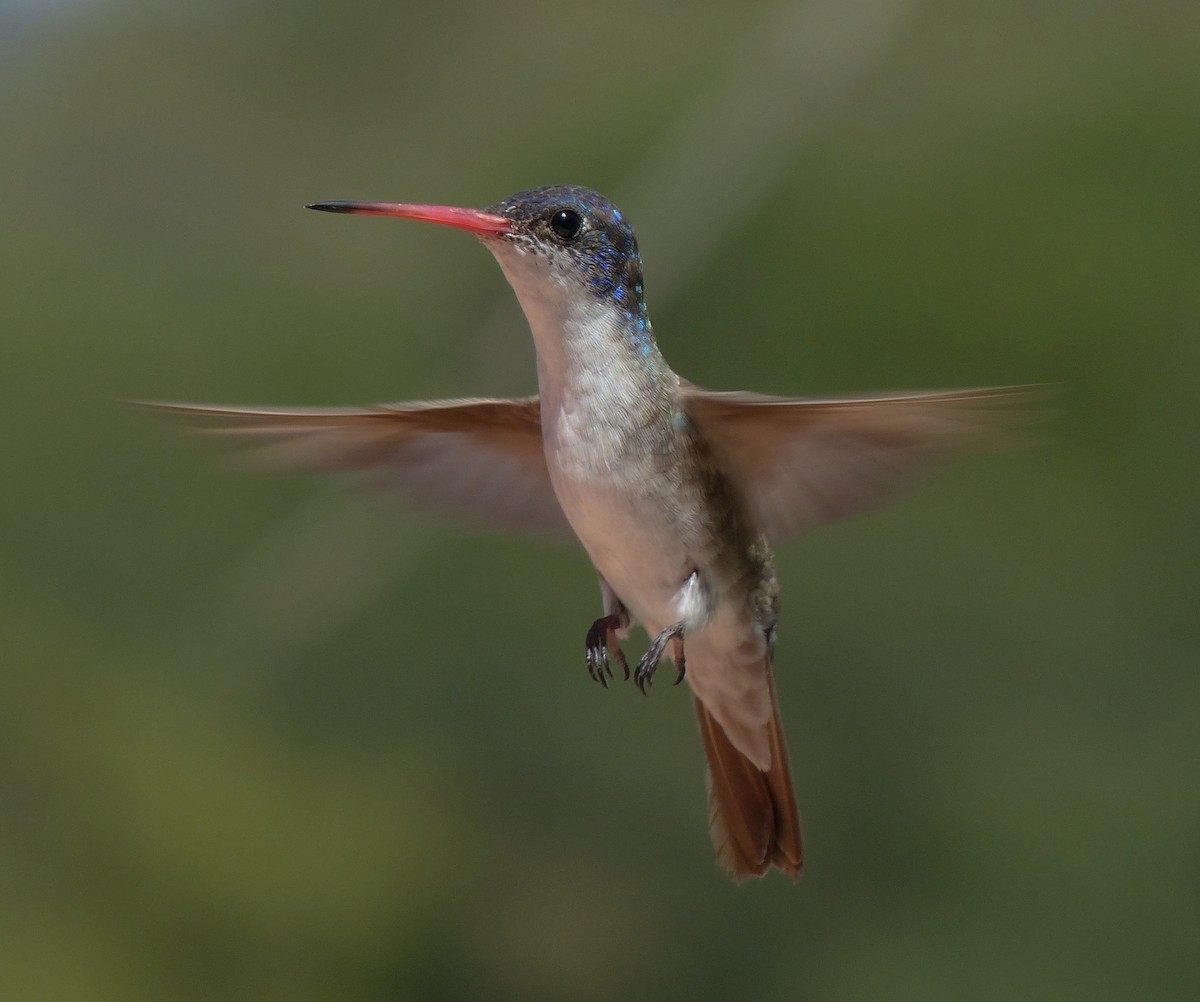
684,384 -> 1041,542
145,397 -> 572,535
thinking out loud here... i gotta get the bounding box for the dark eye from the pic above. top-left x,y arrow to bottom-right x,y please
550,208 -> 584,240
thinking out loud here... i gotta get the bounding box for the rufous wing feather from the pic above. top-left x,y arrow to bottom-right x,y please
685,384 -> 1045,541
139,397 -> 571,535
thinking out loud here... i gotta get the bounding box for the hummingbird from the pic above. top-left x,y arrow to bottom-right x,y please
154,184 -> 1032,881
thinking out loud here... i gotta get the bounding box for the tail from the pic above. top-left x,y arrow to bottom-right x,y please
693,668 -> 803,881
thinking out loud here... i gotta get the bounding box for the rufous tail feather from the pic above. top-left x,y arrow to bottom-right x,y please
694,666 -> 802,880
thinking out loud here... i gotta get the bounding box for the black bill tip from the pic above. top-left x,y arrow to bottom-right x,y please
305,201 -> 359,213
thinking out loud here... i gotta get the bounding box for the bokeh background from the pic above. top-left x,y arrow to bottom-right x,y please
2,0 -> 1197,999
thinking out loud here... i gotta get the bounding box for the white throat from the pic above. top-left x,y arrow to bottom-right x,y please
485,239 -> 631,413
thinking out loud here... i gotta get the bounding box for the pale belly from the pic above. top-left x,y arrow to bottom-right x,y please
538,382 -> 768,653
546,440 -> 779,767
549,471 -> 696,632
552,469 -> 777,764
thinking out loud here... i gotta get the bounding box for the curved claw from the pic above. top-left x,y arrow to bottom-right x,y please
634,657 -> 650,696
585,614 -> 628,687
671,633 -> 686,685
586,647 -> 610,688
615,644 -> 630,681
634,622 -> 685,696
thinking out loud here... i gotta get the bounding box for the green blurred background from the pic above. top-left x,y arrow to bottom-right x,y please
2,0 -> 1197,998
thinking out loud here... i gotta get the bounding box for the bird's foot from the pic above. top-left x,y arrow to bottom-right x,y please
634,622 -> 686,695
585,614 -> 629,687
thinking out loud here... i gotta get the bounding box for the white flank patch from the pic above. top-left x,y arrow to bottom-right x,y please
674,571 -> 713,631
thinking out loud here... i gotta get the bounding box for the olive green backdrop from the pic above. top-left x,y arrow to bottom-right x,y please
2,1 -> 1196,999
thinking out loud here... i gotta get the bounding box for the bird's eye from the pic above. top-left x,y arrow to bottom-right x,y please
550,208 -> 584,240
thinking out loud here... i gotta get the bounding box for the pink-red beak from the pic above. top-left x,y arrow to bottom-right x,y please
306,200 -> 512,236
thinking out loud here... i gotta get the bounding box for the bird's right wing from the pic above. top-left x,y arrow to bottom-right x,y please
685,384 -> 1042,542
145,396 -> 572,535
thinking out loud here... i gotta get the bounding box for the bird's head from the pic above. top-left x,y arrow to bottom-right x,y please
481,184 -> 645,305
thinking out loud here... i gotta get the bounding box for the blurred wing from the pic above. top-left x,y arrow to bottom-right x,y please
146,396 -> 572,535
685,385 -> 1042,541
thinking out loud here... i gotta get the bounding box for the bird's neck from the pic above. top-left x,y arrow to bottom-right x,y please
494,256 -> 674,417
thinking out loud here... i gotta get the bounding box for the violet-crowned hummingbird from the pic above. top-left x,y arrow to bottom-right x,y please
154,185 -> 1033,881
